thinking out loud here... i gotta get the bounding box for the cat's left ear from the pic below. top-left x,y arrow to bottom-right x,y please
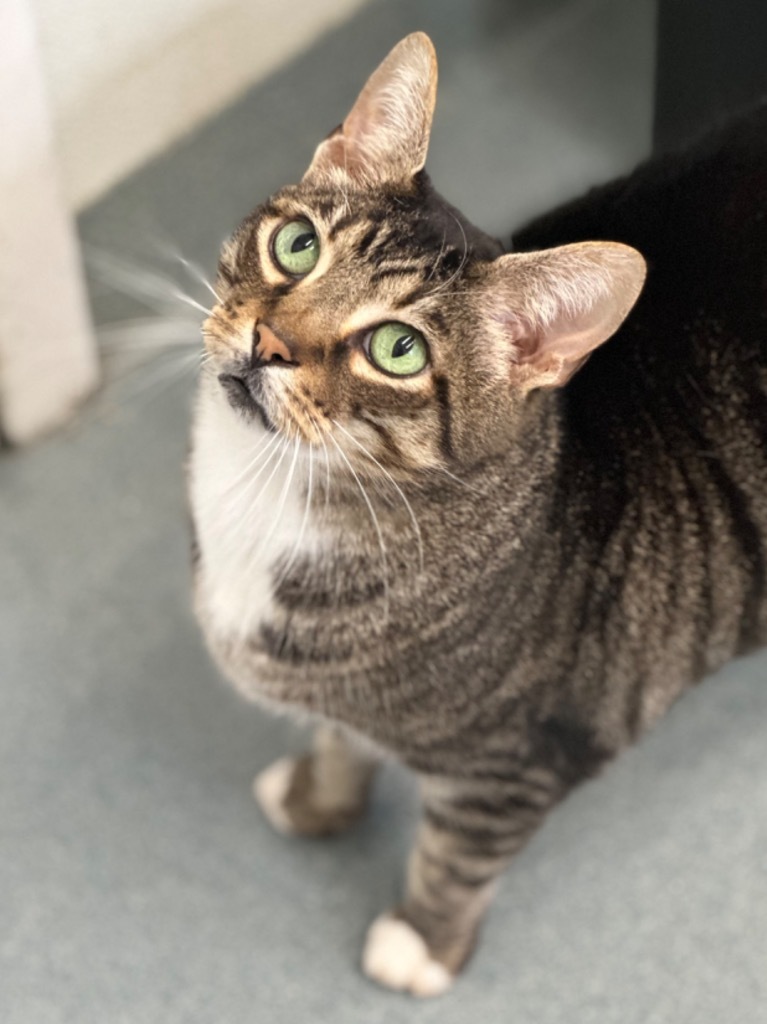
481,242 -> 647,389
303,33 -> 437,188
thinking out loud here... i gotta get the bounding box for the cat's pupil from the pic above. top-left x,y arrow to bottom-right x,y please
392,335 -> 415,358
291,232 -> 316,253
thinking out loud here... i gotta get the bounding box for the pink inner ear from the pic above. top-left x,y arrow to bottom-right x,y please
488,306 -> 539,363
332,94 -> 393,180
539,323 -> 612,363
512,308 -> 624,388
317,135 -> 354,175
303,33 -> 437,187
484,243 -> 646,389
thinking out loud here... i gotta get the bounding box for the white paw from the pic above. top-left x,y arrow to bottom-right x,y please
253,757 -> 297,835
362,915 -> 453,998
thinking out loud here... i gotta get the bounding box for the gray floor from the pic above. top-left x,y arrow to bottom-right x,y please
3,0 -> 766,1021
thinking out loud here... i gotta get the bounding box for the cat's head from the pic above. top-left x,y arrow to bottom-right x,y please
203,33 -> 645,474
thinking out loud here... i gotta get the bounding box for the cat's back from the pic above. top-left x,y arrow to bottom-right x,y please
515,105 -> 767,664
514,103 -> 767,312
515,104 -> 767,476
514,104 -> 767,408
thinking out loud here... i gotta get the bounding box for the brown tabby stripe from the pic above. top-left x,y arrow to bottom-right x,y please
327,211 -> 362,239
685,409 -> 766,649
356,411 -> 403,460
422,807 -> 528,851
354,223 -> 381,258
369,264 -> 427,284
217,262 -> 238,286
418,847 -> 492,889
432,374 -> 454,460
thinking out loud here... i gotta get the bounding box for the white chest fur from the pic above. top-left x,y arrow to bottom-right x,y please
189,384 -> 323,640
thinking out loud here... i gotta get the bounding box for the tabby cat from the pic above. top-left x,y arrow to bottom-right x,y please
189,33 -> 767,996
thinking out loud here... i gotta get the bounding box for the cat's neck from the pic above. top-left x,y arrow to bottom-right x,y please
314,388 -> 565,580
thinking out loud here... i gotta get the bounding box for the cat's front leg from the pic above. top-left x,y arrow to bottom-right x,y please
254,724 -> 379,837
362,770 -> 563,997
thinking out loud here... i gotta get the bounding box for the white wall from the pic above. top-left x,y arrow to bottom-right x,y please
0,0 -> 98,443
31,0 -> 369,210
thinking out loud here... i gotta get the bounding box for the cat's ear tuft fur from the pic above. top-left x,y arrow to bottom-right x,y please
303,33 -> 438,188
482,242 -> 647,389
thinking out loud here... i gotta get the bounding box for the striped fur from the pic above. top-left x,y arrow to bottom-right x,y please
189,35 -> 767,996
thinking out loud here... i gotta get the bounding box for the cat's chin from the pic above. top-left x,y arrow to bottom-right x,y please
217,372 -> 277,433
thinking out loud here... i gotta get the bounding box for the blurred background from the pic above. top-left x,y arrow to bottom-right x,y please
2,1 -> 766,1022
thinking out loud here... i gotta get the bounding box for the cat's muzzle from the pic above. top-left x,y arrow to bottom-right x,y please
218,369 -> 276,432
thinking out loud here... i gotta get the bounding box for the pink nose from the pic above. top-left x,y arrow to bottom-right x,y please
253,322 -> 295,365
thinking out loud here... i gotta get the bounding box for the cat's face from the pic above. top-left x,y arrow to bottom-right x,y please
205,178 -> 510,472
202,33 -> 645,475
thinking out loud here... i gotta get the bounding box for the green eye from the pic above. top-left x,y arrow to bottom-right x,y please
272,219 -> 320,276
368,322 -> 429,377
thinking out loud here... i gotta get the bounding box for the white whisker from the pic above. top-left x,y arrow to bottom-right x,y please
331,418 -> 423,573
241,436 -> 291,530
425,227 -> 448,283
276,440 -> 314,586
220,433 -> 285,537
98,319 -> 200,351
227,436 -> 290,566
305,414 -> 333,514
175,254 -> 222,303
320,430 -> 332,513
328,432 -> 389,618
256,436 -> 301,561
437,466 -> 474,490
86,246 -> 216,328
221,429 -> 283,506
87,247 -> 186,312
171,291 -> 213,317
115,348 -> 200,405
428,209 -> 469,297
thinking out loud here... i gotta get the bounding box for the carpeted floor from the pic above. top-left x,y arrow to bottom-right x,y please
3,1 -> 766,1021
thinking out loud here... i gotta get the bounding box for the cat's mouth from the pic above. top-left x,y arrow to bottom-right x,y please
218,372 -> 277,432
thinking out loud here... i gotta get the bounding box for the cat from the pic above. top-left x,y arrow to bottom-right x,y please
188,32 -> 767,997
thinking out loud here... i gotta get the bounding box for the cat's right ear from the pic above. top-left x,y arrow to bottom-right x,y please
479,241 -> 647,390
302,33 -> 438,189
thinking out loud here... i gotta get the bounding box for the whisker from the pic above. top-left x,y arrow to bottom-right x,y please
224,436 -> 290,565
222,429 -> 283,504
86,246 -> 188,313
304,412 -> 332,513
114,348 -> 200,406
255,436 -> 301,561
425,227 -> 448,283
429,465 -> 476,492
303,413 -> 333,512
86,246 -> 218,330
320,428 -> 332,513
275,439 -> 314,586
175,254 -> 223,303
241,436 -> 291,526
331,418 -> 424,573
170,291 -> 214,318
98,321 -> 201,353
328,432 -> 389,618
442,468 -> 472,488
220,431 -> 285,528
428,210 -> 469,297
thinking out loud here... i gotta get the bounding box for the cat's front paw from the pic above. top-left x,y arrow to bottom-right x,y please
253,757 -> 300,835
362,915 -> 454,998
253,755 -> 370,838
